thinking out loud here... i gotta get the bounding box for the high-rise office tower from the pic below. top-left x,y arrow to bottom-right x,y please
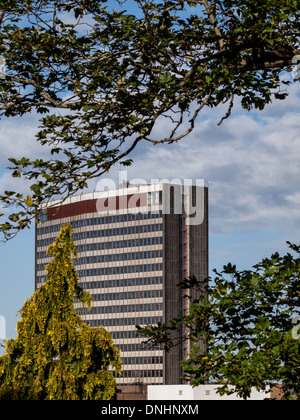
35,183 -> 208,386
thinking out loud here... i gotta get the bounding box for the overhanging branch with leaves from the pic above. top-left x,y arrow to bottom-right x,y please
0,0 -> 299,239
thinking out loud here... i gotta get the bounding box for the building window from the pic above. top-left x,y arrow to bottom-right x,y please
37,210 -> 47,223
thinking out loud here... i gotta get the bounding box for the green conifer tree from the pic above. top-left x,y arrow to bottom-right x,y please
0,225 -> 122,400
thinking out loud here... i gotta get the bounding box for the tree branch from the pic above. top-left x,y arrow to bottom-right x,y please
246,50 -> 300,71
145,91 -> 212,144
3,75 -> 73,109
0,10 -> 5,27
200,0 -> 225,53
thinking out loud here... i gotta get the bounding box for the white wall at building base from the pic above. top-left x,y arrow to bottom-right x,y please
147,384 -> 270,400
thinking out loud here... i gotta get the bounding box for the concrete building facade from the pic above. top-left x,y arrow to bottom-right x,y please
35,183 -> 208,386
147,384 -> 271,400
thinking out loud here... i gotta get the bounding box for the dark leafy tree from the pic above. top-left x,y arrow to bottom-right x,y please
0,0 -> 299,239
137,243 -> 300,400
0,225 -> 122,400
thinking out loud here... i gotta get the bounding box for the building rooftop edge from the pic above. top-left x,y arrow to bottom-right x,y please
43,182 -> 207,208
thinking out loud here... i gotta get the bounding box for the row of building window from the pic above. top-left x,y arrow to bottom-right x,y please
122,356 -> 163,366
81,276 -> 163,290
76,236 -> 163,251
72,223 -> 163,241
116,369 -> 163,379
85,316 -> 163,328
38,262 -> 163,276
74,250 -> 163,265
37,250 -> 163,272
92,289 -> 163,302
37,236 -> 163,259
84,210 -> 163,226
77,263 -> 163,278
37,210 -> 164,234
37,236 -> 163,249
111,330 -> 139,339
38,223 -> 162,241
36,275 -> 163,288
38,249 -> 163,264
78,302 -> 163,316
115,343 -> 163,352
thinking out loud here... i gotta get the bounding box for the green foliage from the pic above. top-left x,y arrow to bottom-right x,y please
138,243 -> 300,400
0,225 -> 122,400
0,0 -> 299,239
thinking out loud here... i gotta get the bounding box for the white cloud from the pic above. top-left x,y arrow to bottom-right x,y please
122,82 -> 300,235
0,113 -> 51,217
0,171 -> 32,217
0,113 -> 53,165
